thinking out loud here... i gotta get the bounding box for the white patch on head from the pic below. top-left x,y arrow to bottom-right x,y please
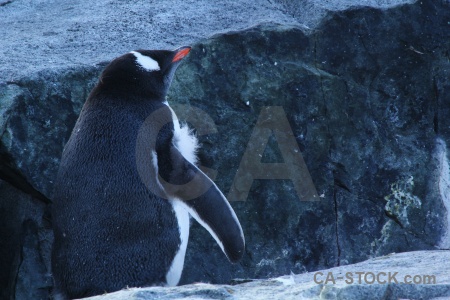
163,102 -> 199,165
130,51 -> 160,72
165,199 -> 190,286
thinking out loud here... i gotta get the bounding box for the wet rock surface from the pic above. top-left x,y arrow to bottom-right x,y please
1,0 -> 450,299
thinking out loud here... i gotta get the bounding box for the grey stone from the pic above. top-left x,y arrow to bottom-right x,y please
0,179 -> 53,300
0,67 -> 102,198
171,0 -> 450,283
0,0 -> 411,82
83,251 -> 450,300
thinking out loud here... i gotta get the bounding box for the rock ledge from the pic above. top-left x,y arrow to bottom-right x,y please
85,251 -> 450,300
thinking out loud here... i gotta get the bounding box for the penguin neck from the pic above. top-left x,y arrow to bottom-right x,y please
103,83 -> 166,99
83,89 -> 167,122
89,82 -> 167,103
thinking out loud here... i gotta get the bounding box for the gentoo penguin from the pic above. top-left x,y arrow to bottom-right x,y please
51,47 -> 245,299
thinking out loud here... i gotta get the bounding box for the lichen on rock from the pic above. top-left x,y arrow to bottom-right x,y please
384,176 -> 421,227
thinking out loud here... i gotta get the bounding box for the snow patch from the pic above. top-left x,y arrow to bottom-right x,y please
437,138 -> 450,248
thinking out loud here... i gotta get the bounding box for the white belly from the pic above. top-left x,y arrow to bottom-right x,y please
165,199 -> 190,286
163,101 -> 198,286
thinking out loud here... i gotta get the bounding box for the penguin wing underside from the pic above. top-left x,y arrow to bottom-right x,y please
163,145 -> 245,263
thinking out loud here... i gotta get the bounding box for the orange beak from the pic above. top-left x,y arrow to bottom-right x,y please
172,47 -> 191,63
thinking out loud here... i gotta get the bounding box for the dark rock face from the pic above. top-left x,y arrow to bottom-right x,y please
173,0 -> 450,283
0,67 -> 102,197
0,68 -> 101,299
0,179 -> 53,300
1,0 -> 450,298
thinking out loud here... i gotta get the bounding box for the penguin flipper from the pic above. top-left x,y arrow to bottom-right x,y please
163,145 -> 245,263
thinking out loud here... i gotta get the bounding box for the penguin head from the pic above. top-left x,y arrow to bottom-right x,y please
98,46 -> 191,100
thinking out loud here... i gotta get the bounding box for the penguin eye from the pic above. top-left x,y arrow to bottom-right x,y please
130,51 -> 160,72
